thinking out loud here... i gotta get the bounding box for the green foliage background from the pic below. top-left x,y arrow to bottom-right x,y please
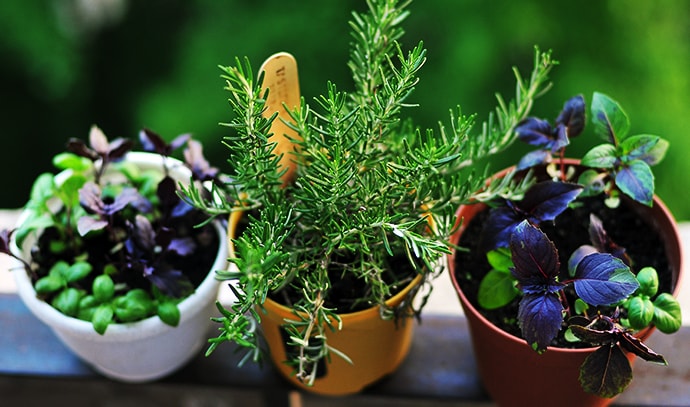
1,1 -> 689,220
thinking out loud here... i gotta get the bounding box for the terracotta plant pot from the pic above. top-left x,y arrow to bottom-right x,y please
228,212 -> 422,396
448,163 -> 683,407
10,152 -> 229,382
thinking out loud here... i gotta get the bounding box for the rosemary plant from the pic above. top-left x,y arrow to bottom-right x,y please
182,0 -> 555,384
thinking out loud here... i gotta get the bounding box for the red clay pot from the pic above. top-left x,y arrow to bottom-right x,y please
447,163 -> 683,407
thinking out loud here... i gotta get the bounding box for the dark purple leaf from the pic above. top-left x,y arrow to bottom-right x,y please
139,129 -> 167,154
66,138 -> 99,161
140,128 -> 190,156
579,345 -> 632,398
573,253 -> 639,306
479,205 -> 523,251
184,139 -> 219,181
77,216 -> 108,236
107,138 -> 134,161
145,266 -> 194,298
0,229 -> 12,255
518,292 -> 564,352
519,181 -> 583,222
168,237 -> 196,256
587,214 -> 630,266
79,182 -> 105,214
157,176 -> 180,209
516,117 -> 554,147
568,322 -> 619,346
510,221 -> 563,293
555,95 -> 586,139
618,332 -> 667,364
516,149 -> 552,171
129,215 -> 156,252
568,245 -> 598,276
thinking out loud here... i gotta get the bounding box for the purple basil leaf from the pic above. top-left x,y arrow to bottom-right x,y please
77,216 -> 108,236
516,117 -> 554,147
615,160 -> 654,206
555,95 -> 586,139
510,221 -> 563,293
139,129 -> 168,154
171,199 -> 194,218
516,149 -> 552,171
66,138 -> 99,161
519,181 -> 583,223
568,322 -> 618,346
579,345 -> 632,398
106,187 -> 143,215
169,133 -> 192,151
518,292 -> 564,352
107,138 -> 134,161
568,245 -> 598,277
573,253 -> 639,306
130,215 -> 156,252
551,124 -> 571,152
0,229 -> 13,255
168,237 -> 196,256
157,176 -> 180,210
89,125 -> 110,154
79,182 -> 105,214
184,139 -> 219,181
588,214 -> 630,266
479,205 -> 523,251
618,331 -> 667,364
145,266 -> 193,298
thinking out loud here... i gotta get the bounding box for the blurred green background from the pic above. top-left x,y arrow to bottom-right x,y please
1,1 -> 689,219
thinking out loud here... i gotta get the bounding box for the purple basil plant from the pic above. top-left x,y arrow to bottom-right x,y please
473,93 -> 681,398
1,126 -> 224,334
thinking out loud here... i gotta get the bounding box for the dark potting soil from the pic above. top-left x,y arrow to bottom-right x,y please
452,195 -> 674,348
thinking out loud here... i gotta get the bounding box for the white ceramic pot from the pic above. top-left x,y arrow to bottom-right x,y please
9,152 -> 228,382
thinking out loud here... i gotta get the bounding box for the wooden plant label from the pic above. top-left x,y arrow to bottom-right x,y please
259,52 -> 302,186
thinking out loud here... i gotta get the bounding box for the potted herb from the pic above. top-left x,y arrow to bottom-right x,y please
449,92 -> 683,406
181,0 -> 557,395
0,126 -> 228,382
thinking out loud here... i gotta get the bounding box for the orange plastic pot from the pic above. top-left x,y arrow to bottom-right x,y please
227,211 -> 422,396
447,163 -> 683,407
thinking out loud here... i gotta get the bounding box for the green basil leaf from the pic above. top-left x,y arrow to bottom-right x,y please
652,293 -> 682,334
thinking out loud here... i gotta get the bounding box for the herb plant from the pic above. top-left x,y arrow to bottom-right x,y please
1,126 -> 222,334
473,93 -> 682,398
182,0 -> 556,385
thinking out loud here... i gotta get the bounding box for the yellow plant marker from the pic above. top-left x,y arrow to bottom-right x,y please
259,52 -> 302,186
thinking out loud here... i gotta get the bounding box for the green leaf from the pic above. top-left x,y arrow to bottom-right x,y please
486,247 -> 513,271
34,275 -> 66,294
636,267 -> 659,297
64,262 -> 92,283
620,135 -> 666,165
581,144 -> 618,169
56,173 -> 88,208
579,345 -> 632,398
577,169 -> 608,198
77,295 -> 98,321
652,293 -> 682,334
157,301 -> 181,327
627,296 -> 654,330
574,298 -> 589,315
114,290 -> 155,322
92,274 -> 115,302
591,92 -> 630,144
52,153 -> 92,171
615,160 -> 654,206
51,288 -> 84,317
92,304 -> 114,335
477,269 -> 518,310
